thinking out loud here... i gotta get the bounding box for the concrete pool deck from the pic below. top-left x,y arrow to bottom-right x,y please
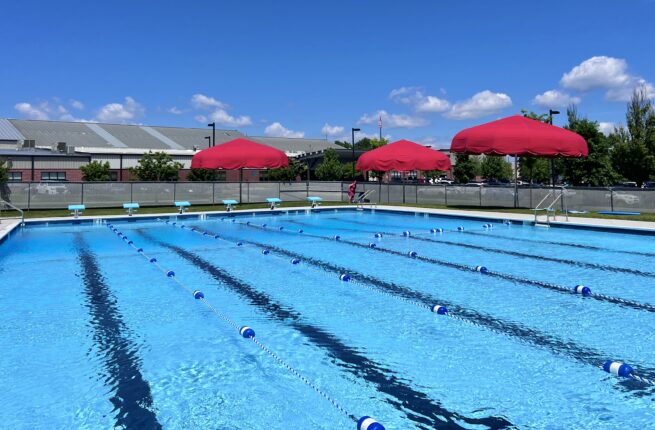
2,204 -> 655,240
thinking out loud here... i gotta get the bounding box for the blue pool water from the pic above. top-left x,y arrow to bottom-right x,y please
1,208 -> 654,429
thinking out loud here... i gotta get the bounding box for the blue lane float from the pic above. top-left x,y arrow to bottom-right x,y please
430,228 -> 443,233
457,226 -> 465,231
574,285 -> 592,297
166,270 -> 175,277
149,258 -> 157,263
475,266 -> 489,274
237,242 -> 243,246
193,290 -> 205,299
431,305 -> 448,315
262,249 -> 271,255
368,243 -> 377,248
374,233 -> 383,238
483,223 -> 493,229
239,326 -> 256,339
339,273 -> 351,282
603,360 -> 633,377
357,416 -> 385,430
291,258 -> 301,265
407,251 -> 418,258
333,235 -> 341,241
402,231 -> 411,237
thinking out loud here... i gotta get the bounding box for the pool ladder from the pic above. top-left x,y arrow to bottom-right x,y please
0,199 -> 24,225
533,188 -> 568,225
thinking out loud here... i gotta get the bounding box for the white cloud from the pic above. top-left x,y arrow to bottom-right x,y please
194,115 -> 207,123
560,56 -> 631,91
445,90 -> 512,120
532,90 -> 581,108
14,102 -> 50,120
70,99 -> 84,110
168,106 -> 183,115
205,109 -> 251,127
389,86 -> 450,113
321,123 -> 344,136
419,136 -> 452,149
96,96 -> 144,123
265,122 -> 305,138
358,110 -> 429,128
389,86 -> 423,104
598,122 -> 616,136
416,96 -> 450,113
605,79 -> 655,102
190,93 -> 226,109
559,56 -> 655,102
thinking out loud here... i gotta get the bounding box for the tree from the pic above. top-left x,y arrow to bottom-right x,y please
0,158 -> 10,201
130,151 -> 183,181
561,106 -> 621,186
480,155 -> 512,182
519,157 -> 550,184
80,160 -> 111,181
315,148 -> 348,180
187,168 -> 223,181
267,159 -> 307,181
452,154 -> 480,183
610,87 -> 655,186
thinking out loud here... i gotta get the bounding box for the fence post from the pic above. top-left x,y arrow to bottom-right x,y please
479,186 -> 482,206
173,182 -> 177,202
278,182 -> 281,199
610,187 -> 614,212
247,182 -> 250,203
81,182 -> 84,205
130,183 -> 133,203
444,184 -> 448,206
27,182 -> 31,210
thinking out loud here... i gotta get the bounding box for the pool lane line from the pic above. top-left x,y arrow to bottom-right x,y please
229,219 -> 655,315
324,216 -> 655,258
284,219 -> 655,279
104,225 -> 387,430
74,234 -> 162,430
143,224 -> 516,430
166,221 -> 655,391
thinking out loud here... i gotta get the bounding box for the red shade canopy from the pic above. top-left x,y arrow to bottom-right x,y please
356,139 -> 452,172
191,138 -> 289,169
450,115 -> 588,157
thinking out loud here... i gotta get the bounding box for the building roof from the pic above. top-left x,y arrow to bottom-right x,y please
0,148 -> 90,158
5,119 -> 340,155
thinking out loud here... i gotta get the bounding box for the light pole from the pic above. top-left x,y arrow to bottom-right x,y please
205,136 -> 211,148
207,122 -> 216,147
351,127 -> 360,178
548,110 -> 560,186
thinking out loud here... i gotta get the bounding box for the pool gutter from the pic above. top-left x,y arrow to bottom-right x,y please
10,204 -> 655,236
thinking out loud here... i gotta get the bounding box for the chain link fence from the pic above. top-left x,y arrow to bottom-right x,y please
3,181 -> 655,213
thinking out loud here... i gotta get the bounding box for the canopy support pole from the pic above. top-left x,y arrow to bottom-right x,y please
514,155 -> 518,208
239,168 -> 243,203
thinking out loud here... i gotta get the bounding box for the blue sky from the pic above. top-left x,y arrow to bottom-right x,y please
2,0 -> 654,147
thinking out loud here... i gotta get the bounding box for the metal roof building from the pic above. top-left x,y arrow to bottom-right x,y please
0,118 -> 339,155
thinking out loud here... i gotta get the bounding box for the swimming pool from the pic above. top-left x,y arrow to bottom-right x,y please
1,208 -> 654,429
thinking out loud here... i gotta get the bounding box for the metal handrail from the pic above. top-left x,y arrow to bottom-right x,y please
534,187 -> 569,224
0,199 -> 24,225
533,191 -> 554,222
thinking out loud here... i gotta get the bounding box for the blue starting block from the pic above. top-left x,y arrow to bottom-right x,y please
266,197 -> 282,210
307,196 -> 323,208
175,201 -> 191,214
222,199 -> 239,212
123,202 -> 140,216
68,204 -> 85,218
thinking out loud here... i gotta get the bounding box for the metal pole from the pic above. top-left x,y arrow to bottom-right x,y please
239,169 -> 243,203
351,129 -> 355,178
514,155 -> 518,208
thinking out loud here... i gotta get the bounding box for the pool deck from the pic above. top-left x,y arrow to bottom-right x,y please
3,204 -> 655,237
0,218 -> 21,242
